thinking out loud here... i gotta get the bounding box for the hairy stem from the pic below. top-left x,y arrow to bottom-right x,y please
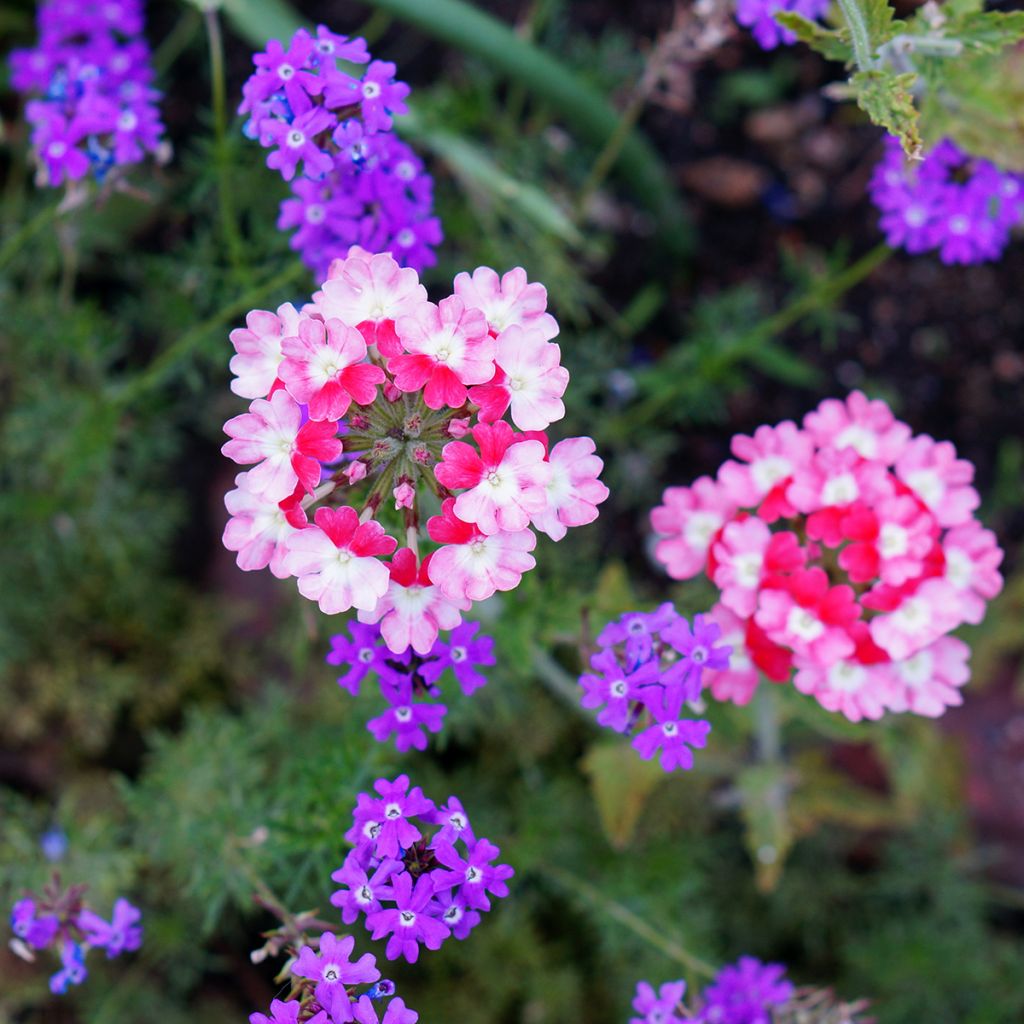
835,0 -> 878,71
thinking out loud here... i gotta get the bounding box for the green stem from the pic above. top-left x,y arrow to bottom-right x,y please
204,7 -> 247,276
0,203 -> 60,272
545,866 -> 717,980
111,260 -> 306,404
836,0 -> 878,71
153,6 -> 202,75
577,90 -> 648,215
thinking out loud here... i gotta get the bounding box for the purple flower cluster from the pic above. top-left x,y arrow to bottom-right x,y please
870,136 -> 1024,265
240,27 -> 441,278
9,0 -> 165,187
332,775 -> 513,964
631,956 -> 793,1024
580,604 -> 730,772
250,938 -> 416,1024
10,881 -> 141,995
327,621 -> 495,752
734,0 -> 830,50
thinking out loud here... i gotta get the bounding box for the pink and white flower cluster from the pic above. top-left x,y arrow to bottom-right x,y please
651,392 -> 1003,722
222,250 -> 608,653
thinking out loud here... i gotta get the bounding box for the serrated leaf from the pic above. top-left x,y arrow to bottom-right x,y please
581,741 -> 664,850
775,12 -> 853,62
737,763 -> 793,892
851,68 -> 922,158
860,0 -> 903,51
945,9 -> 1024,54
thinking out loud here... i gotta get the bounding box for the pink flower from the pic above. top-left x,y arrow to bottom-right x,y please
803,390 -> 912,463
787,446 -> 894,519
393,482 -> 415,510
651,477 -> 737,580
228,302 -> 301,399
222,390 -> 343,500
314,251 -> 426,358
435,422 -> 550,535
453,266 -> 558,339
469,325 -> 569,430
895,435 -> 980,527
718,421 -> 814,518
868,577 -> 962,661
888,635 -> 971,717
711,519 -> 804,618
358,548 -> 468,654
838,495 -> 937,586
283,506 -> 397,614
278,317 -> 386,421
755,568 -> 860,666
703,603 -> 760,705
942,521 -> 1004,625
530,436 -> 609,541
390,297 -> 494,409
793,658 -> 901,722
222,472 -> 300,578
426,499 -> 536,602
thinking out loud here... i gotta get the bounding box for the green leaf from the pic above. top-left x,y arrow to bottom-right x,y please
581,741 -> 664,850
859,0 -> 902,51
943,9 -> 1024,54
851,68 -> 922,158
775,12 -> 853,62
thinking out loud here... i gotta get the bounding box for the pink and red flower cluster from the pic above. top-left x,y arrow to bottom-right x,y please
222,249 -> 608,653
651,392 -> 1003,721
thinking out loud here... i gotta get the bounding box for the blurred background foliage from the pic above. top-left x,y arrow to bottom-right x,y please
2,1 -> 1024,1022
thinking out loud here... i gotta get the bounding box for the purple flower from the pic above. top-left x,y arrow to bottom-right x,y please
735,0 -> 830,50
699,956 -> 794,1024
365,872 -> 449,963
331,853 -> 401,924
631,979 -> 687,1024
346,775 -> 436,859
10,0 -> 165,188
418,622 -> 495,695
10,898 -> 59,949
596,603 -> 680,664
352,995 -> 419,1024
76,897 -> 142,958
264,107 -> 335,181
250,1000 -> 329,1024
632,700 -> 711,773
869,136 -> 1024,265
579,649 -> 660,733
49,941 -> 87,995
367,681 -> 447,752
660,613 -> 731,713
327,622 -> 390,695
312,25 -> 371,67
430,838 -> 514,912
248,32 -> 322,113
291,932 -> 379,1013
325,60 -> 410,134
430,889 -> 481,941
429,796 -> 476,849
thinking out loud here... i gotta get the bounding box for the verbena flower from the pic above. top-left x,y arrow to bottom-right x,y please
580,605 -> 729,772
332,777 -> 512,964
222,252 -> 608,669
9,878 -> 141,995
734,0 -> 830,50
630,979 -> 688,1024
650,390 -> 1004,721
9,0 -> 165,188
325,618 -> 494,751
241,28 -> 440,275
698,956 -> 794,1023
869,136 -> 1024,265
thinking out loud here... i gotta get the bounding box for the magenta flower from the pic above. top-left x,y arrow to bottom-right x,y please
326,621 -> 391,695
367,680 -> 447,752
347,775 -> 436,859
428,796 -> 476,848
330,853 -> 401,924
10,899 -> 59,950
580,650 -> 660,733
291,931 -> 379,1013
250,999 -> 328,1024
430,838 -> 514,912
699,955 -> 793,1023
631,979 -> 687,1024
417,622 -> 495,695
352,995 -> 418,1024
632,705 -> 711,773
264,107 -> 335,181
364,871 -> 448,963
